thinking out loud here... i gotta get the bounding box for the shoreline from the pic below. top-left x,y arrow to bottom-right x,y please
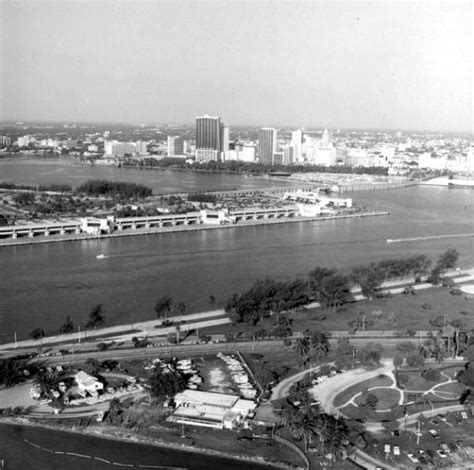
0,210 -> 389,248
0,418 -> 299,469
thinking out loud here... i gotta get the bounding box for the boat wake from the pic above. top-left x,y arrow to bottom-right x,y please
387,232 -> 474,244
23,438 -> 187,469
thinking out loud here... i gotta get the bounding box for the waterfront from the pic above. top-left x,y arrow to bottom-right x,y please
0,157 -> 297,193
1,178 -> 473,343
0,423 -> 278,470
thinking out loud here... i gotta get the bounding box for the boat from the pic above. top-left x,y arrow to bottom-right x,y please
96,254 -> 106,259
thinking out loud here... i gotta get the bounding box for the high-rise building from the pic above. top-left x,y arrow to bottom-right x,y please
196,115 -> 227,161
167,136 -> 185,156
291,129 -> 304,163
258,128 -> 277,165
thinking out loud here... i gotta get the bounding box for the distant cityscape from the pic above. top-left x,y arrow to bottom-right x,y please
1,119 -> 473,176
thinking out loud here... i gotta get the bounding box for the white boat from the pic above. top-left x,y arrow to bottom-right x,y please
96,254 -> 106,259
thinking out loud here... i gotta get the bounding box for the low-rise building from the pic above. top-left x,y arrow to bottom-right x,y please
170,390 -> 256,430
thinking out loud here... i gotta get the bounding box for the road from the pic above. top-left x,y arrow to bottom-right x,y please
2,267 -> 472,354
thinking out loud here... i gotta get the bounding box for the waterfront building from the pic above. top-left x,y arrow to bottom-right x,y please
169,390 -> 256,430
195,115 -> 226,161
167,136 -> 185,156
258,128 -> 277,165
104,141 -> 136,157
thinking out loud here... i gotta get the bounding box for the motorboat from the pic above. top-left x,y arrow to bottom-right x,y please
96,254 -> 106,259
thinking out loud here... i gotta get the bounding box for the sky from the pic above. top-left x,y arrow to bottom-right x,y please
0,0 -> 472,132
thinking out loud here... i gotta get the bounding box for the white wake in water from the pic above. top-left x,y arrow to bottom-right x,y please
387,232 -> 474,243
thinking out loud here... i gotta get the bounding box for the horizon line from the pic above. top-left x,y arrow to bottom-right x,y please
0,119 -> 472,136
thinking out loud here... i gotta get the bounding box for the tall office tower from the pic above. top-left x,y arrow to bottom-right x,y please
222,126 -> 230,154
258,128 -> 277,165
196,115 -> 225,161
167,136 -> 184,156
282,144 -> 294,165
291,129 -> 304,163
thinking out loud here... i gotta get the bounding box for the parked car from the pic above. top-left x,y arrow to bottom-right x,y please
393,445 -> 400,456
429,429 -> 440,438
384,443 -> 391,454
407,453 -> 419,463
436,449 -> 448,458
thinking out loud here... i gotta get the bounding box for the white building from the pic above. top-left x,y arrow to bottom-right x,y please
74,371 -> 104,396
170,390 -> 256,430
291,129 -> 304,163
196,149 -> 219,162
199,209 -> 235,225
80,216 -> 115,235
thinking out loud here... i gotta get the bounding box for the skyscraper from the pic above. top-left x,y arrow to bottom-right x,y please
195,115 -> 226,161
291,129 -> 304,163
167,136 -> 184,156
258,128 -> 277,165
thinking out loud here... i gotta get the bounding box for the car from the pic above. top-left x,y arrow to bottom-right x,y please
411,429 -> 423,437
436,449 -> 448,458
457,440 -> 466,448
392,429 -> 400,437
429,429 -> 440,438
407,453 -> 419,463
393,445 -> 400,456
439,414 -> 448,423
460,411 -> 468,419
440,443 -> 451,453
384,443 -> 391,454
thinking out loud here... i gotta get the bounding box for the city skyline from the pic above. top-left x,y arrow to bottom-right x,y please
1,1 -> 472,133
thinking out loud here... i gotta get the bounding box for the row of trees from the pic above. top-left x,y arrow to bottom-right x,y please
0,182 -> 72,192
225,249 -> 460,326
75,180 -> 152,199
128,157 -> 389,176
29,304 -> 106,340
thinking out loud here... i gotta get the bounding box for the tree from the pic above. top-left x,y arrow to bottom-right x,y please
0,358 -> 27,387
396,341 -> 416,356
294,338 -> 310,366
154,296 -> 173,318
30,328 -> 45,340
147,369 -> 187,399
86,304 -> 105,328
457,362 -> 474,388
393,354 -> 404,369
436,248 -> 460,272
406,353 -> 425,368
209,295 -> 216,307
59,316 -> 74,334
317,273 -> 353,310
177,302 -> 187,316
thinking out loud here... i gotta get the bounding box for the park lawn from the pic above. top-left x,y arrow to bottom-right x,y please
333,374 -> 393,408
396,370 -> 447,391
432,381 -> 466,397
242,350 -> 301,386
290,286 -> 474,332
197,285 -> 473,340
354,388 -> 401,410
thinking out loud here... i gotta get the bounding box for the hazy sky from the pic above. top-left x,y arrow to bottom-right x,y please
1,0 -> 472,132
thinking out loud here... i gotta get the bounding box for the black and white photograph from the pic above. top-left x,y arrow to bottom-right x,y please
0,0 -> 473,468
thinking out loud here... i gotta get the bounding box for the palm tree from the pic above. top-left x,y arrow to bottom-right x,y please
294,338 -> 310,367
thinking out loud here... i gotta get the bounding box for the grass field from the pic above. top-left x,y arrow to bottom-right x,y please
333,374 -> 393,408
199,285 -> 474,338
354,388 -> 401,410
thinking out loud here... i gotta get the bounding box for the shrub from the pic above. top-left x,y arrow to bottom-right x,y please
422,368 -> 441,382
406,329 -> 417,337
460,310 -> 471,316
450,288 -> 462,296
397,373 -> 409,386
